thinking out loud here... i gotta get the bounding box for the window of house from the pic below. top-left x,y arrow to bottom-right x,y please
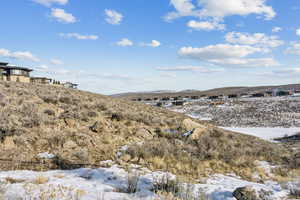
12,69 -> 22,75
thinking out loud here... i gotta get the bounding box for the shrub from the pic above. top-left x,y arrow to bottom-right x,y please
5,177 -> 25,184
126,172 -> 140,193
111,113 -> 124,121
59,97 -> 72,104
44,109 -> 55,116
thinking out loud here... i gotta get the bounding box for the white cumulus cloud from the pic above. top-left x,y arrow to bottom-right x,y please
59,33 -> 99,40
272,27 -> 282,32
285,42 -> 300,55
105,9 -> 123,25
156,66 -> 223,73
33,0 -> 68,6
225,32 -> 284,48
178,44 -> 278,67
141,40 -> 161,47
0,48 -> 40,62
51,8 -> 76,23
178,44 -> 262,60
296,29 -> 300,36
116,38 -> 133,47
187,20 -> 225,31
50,59 -> 64,65
165,0 -> 275,21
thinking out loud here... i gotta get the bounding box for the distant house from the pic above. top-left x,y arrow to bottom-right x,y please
161,97 -> 170,101
31,77 -> 52,84
228,94 -> 238,98
172,101 -> 185,106
191,96 -> 199,100
272,88 -> 290,97
265,91 -> 273,96
252,93 -> 265,98
0,62 -> 32,83
208,96 -> 219,100
63,82 -> 78,89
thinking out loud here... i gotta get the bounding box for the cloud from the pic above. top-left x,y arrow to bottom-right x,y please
50,59 -> 63,65
296,29 -> 300,36
272,27 -> 282,33
178,44 -> 263,60
116,38 -> 133,47
0,48 -> 40,62
33,0 -> 68,6
178,44 -> 278,67
156,65 -> 223,73
210,57 -> 279,67
51,8 -> 76,23
59,33 -> 99,40
285,42 -> 300,55
105,9 -> 123,25
165,0 -> 275,21
225,32 -> 284,48
187,20 -> 225,31
141,40 -> 161,47
35,64 -> 74,75
272,68 -> 300,75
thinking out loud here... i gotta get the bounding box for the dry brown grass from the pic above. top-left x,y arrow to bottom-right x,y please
126,128 -> 293,180
32,175 -> 49,184
5,177 -> 26,184
0,81 -> 297,182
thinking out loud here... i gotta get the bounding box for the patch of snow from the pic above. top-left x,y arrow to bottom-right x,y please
0,165 -> 293,200
37,152 -> 55,159
221,127 -> 300,141
194,174 -> 288,200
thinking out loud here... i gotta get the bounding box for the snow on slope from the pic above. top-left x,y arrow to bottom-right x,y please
221,127 -> 300,141
0,164 -> 292,200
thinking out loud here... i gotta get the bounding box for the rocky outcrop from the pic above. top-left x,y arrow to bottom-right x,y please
233,186 -> 259,200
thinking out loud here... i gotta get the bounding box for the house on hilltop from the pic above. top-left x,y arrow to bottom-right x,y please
31,77 -> 52,84
0,62 -> 32,83
63,82 -> 78,89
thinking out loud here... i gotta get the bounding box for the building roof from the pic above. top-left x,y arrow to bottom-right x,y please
0,62 -> 8,66
0,65 -> 33,72
31,77 -> 52,80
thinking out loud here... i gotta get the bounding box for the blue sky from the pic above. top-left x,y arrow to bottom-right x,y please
1,0 -> 300,94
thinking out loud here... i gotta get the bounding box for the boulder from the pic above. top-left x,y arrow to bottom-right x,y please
233,186 -> 259,200
189,127 -> 208,140
90,121 -> 106,133
63,140 -> 77,149
182,118 -> 205,130
135,128 -> 154,140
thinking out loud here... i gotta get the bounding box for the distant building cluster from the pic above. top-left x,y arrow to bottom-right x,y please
0,62 -> 78,89
131,88 -> 300,107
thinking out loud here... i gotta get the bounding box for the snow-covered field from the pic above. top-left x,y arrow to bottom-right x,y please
221,127 -> 300,141
0,164 -> 294,200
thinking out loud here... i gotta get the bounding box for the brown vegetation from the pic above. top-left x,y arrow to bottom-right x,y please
0,81 -> 297,181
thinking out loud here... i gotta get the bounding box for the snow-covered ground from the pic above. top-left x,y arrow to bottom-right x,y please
0,164 -> 293,200
221,127 -> 300,141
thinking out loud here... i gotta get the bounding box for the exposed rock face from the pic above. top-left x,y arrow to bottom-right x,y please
233,186 -> 259,200
182,118 -> 205,130
135,128 -> 154,140
181,118 -> 209,140
190,127 -> 208,140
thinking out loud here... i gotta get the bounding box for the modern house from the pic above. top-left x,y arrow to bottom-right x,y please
0,62 -> 33,83
0,61 -> 79,89
63,82 -> 78,89
30,77 -> 52,84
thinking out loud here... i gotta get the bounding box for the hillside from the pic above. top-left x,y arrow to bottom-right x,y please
0,82 -> 297,181
115,84 -> 300,100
